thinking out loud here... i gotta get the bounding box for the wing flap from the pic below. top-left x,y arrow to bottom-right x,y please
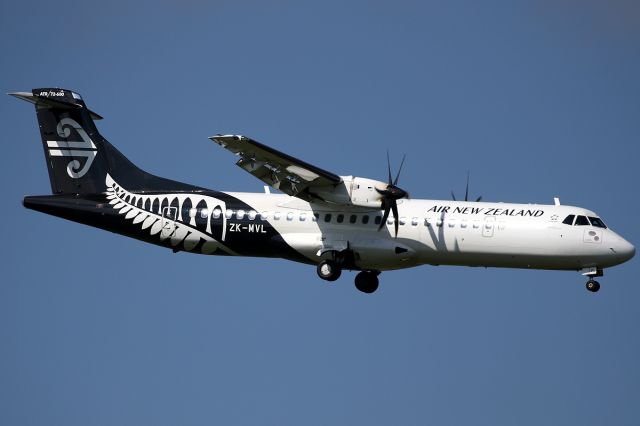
210,135 -> 342,199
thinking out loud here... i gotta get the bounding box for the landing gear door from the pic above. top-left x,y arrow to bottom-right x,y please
161,206 -> 178,240
317,235 -> 349,257
482,217 -> 496,237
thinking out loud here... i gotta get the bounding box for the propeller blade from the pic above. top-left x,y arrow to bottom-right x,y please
378,202 -> 391,232
375,187 -> 390,197
386,150 -> 392,185
451,191 -> 457,201
393,154 -> 406,186
391,200 -> 399,237
464,171 -> 470,202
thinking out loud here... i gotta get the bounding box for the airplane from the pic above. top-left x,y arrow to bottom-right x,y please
11,88 -> 635,294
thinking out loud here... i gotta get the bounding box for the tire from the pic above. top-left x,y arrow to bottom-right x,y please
586,280 -> 601,293
355,271 -> 379,294
317,260 -> 341,281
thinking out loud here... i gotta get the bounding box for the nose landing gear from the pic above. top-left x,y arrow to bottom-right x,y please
586,279 -> 601,293
581,267 -> 603,293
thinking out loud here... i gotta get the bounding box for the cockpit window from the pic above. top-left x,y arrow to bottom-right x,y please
588,217 -> 607,228
574,215 -> 590,226
562,215 -> 575,225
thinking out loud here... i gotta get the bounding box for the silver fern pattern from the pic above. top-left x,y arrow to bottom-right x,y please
105,174 -> 237,255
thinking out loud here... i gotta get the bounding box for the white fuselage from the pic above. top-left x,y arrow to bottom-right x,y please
224,192 -> 635,272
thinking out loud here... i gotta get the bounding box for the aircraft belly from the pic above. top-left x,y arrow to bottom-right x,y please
349,233 -> 419,270
276,228 -> 422,271
279,232 -> 322,261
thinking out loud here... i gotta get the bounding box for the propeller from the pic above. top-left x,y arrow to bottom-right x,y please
376,151 -> 409,237
451,171 -> 482,202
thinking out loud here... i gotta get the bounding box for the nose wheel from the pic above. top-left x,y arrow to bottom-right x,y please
586,279 -> 601,293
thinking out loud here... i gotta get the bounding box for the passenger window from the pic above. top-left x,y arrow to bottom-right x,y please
286,212 -> 294,221
212,208 -> 221,219
201,208 -> 209,219
259,211 -> 269,220
299,212 -> 306,221
189,208 -> 198,218
274,212 -> 281,220
248,210 -> 257,220
411,217 -> 419,226
461,220 -> 468,228
362,215 -> 369,224
374,216 -> 381,225
575,215 -> 590,226
324,213 -> 332,222
337,214 -> 344,223
236,209 -> 246,220
349,214 -> 357,224
399,217 -> 406,225
588,217 -> 607,228
562,215 -> 575,225
313,213 -> 319,222
225,210 -> 233,219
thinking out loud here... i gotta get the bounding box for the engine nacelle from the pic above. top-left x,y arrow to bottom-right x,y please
308,176 -> 386,208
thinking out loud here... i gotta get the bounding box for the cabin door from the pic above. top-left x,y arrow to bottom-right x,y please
482,216 -> 496,237
161,206 -> 178,239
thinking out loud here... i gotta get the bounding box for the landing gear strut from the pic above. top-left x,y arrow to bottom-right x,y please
317,249 -> 355,282
586,280 -> 601,293
355,271 -> 379,294
581,267 -> 603,293
317,259 -> 341,281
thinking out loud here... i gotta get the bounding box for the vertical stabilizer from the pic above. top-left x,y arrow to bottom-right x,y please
10,88 -> 110,194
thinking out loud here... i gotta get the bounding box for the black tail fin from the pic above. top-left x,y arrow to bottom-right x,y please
10,88 -> 113,194
10,88 -> 196,195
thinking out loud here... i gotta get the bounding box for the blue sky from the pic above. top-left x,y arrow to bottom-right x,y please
1,1 -> 639,425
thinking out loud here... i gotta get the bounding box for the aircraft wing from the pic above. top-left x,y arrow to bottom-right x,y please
210,135 -> 343,200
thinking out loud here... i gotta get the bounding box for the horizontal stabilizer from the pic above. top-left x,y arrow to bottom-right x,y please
9,89 -> 103,120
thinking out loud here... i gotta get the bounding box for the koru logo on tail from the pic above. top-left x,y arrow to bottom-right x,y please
46,118 -> 97,178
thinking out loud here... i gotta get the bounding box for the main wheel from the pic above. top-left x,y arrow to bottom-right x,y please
586,280 -> 601,293
317,260 -> 341,281
354,271 -> 379,294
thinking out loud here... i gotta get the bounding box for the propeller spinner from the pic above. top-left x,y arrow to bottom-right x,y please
376,152 -> 409,237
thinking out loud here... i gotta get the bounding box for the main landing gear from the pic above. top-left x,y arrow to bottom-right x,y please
316,259 -> 342,281
316,254 -> 380,293
354,271 -> 379,294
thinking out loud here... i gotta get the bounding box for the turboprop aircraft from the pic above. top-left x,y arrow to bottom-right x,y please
11,88 -> 635,293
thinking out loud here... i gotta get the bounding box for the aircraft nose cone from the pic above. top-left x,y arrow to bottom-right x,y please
621,239 -> 635,262
615,237 -> 635,263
